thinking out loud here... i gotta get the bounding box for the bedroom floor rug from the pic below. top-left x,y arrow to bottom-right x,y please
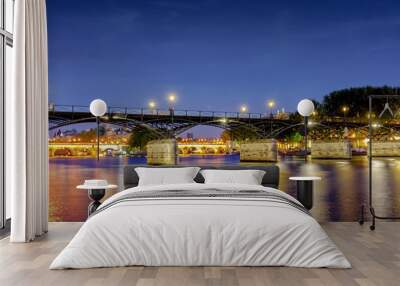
0,222 -> 399,286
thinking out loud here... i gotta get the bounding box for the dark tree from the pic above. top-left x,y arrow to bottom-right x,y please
128,126 -> 161,150
76,126 -> 106,142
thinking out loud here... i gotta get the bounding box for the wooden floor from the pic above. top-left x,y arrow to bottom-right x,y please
0,222 -> 399,286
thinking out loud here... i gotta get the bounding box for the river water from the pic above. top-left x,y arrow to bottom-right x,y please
49,155 -> 400,222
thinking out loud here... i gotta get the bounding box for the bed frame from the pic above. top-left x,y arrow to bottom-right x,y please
123,165 -> 280,189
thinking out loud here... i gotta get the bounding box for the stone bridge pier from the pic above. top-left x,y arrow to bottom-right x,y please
146,139 -> 279,164
239,139 -> 278,162
146,139 -> 177,165
311,140 -> 352,159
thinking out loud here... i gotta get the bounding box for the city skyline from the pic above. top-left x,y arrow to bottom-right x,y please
47,0 -> 400,114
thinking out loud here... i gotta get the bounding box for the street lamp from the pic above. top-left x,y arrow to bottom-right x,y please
167,93 -> 177,108
167,93 -> 177,122
342,106 -> 349,119
148,100 -> 156,115
240,105 -> 248,113
267,100 -> 276,135
148,100 -> 156,109
297,99 -> 315,161
90,99 -> 107,161
267,100 -> 275,112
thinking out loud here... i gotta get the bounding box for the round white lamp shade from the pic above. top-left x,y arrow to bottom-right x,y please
297,99 -> 315,117
90,99 -> 107,117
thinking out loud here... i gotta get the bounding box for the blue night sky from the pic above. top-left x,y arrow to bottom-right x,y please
48,0 -> 400,116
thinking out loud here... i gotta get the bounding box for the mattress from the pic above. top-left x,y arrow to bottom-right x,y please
50,183 -> 351,269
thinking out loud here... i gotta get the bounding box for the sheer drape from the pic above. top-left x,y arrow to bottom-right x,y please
8,0 -> 48,242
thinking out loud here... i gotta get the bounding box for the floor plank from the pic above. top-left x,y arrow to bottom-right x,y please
0,222 -> 399,286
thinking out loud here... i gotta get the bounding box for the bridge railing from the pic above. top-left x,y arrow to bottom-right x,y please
50,104 -> 273,120
49,104 -> 400,128
52,104 -> 399,124
49,104 -> 89,113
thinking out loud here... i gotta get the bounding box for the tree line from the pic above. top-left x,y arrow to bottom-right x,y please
319,85 -> 400,117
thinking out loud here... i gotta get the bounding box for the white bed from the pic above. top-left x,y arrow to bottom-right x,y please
50,183 -> 351,269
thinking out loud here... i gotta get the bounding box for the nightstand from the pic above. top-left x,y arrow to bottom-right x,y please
289,176 -> 321,210
77,181 -> 118,216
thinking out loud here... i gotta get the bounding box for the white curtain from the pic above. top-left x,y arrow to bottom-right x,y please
8,0 -> 48,242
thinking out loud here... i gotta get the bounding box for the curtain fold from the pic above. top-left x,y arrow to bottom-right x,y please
9,0 -> 48,242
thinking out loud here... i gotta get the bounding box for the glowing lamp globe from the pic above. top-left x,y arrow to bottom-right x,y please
90,99 -> 107,117
297,99 -> 315,117
168,93 -> 177,103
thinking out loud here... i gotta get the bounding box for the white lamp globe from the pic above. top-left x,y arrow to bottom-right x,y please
297,99 -> 315,117
90,99 -> 107,117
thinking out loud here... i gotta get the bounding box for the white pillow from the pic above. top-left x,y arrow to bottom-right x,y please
135,167 -> 201,186
200,169 -> 266,185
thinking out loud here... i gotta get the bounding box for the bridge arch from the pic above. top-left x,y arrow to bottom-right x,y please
49,106 -> 301,139
165,118 -> 268,138
49,115 -> 167,138
49,117 -> 96,130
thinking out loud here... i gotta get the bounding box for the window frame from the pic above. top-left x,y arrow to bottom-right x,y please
0,0 -> 13,230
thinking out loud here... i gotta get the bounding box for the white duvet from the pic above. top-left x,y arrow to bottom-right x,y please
50,183 -> 351,269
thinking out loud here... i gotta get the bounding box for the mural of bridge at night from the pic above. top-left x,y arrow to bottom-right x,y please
49,104 -> 400,141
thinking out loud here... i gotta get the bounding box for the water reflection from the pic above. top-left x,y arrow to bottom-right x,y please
49,155 -> 400,222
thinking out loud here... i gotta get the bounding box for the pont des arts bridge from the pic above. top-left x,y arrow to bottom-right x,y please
49,104 -> 400,162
